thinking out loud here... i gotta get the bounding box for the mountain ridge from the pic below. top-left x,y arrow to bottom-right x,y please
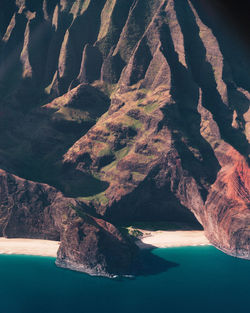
0,0 -> 249,276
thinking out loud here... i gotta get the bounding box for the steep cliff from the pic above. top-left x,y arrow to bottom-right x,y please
0,0 -> 249,275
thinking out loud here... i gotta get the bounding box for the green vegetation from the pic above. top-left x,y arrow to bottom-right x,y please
126,226 -> 143,238
100,159 -> 118,172
144,102 -> 159,113
139,88 -> 150,94
115,146 -> 130,159
98,146 -> 114,158
93,81 -> 117,97
79,191 -> 109,206
53,107 -> 94,124
122,115 -> 143,131
100,146 -> 131,173
119,225 -> 143,240
68,203 -> 88,219
136,99 -> 143,106
132,171 -> 146,181
97,146 -> 130,175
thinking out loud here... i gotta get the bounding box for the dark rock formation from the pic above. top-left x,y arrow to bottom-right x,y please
56,213 -> 138,277
0,0 -> 249,276
0,169 -> 137,276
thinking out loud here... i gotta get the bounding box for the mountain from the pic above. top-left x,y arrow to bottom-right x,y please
0,0 -> 249,276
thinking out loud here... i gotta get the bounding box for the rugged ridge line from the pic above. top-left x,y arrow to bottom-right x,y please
0,0 -> 249,275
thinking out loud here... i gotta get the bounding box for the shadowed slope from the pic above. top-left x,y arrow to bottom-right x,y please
0,0 -> 249,276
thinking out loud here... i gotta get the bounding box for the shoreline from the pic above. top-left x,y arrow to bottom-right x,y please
135,230 -> 211,249
0,231 -> 210,258
0,238 -> 59,257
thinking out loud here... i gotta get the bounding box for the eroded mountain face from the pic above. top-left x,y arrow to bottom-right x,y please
0,0 -> 249,275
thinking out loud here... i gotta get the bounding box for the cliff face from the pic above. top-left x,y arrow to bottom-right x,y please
0,0 -> 249,275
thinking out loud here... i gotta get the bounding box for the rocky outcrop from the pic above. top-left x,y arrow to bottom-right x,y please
0,169 -> 137,276
0,169 -> 61,239
56,213 -> 138,277
0,0 -> 249,276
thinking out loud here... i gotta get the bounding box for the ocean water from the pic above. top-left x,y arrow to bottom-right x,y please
0,246 -> 249,313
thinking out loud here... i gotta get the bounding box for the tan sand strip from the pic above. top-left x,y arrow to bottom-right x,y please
136,230 -> 210,249
0,238 -> 59,257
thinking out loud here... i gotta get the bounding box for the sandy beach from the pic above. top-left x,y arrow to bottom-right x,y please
0,238 -> 59,257
0,230 -> 210,257
135,230 -> 210,249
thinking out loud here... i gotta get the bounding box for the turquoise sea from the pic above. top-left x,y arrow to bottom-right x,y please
0,246 -> 249,313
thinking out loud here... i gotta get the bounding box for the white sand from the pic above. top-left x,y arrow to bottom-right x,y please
0,238 -> 59,257
136,230 -> 210,249
0,231 -> 210,257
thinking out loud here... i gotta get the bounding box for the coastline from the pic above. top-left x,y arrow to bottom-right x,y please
0,231 -> 210,258
135,230 -> 211,249
0,238 -> 59,257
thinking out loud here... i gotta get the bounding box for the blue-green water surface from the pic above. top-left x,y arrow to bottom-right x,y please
0,246 -> 249,313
